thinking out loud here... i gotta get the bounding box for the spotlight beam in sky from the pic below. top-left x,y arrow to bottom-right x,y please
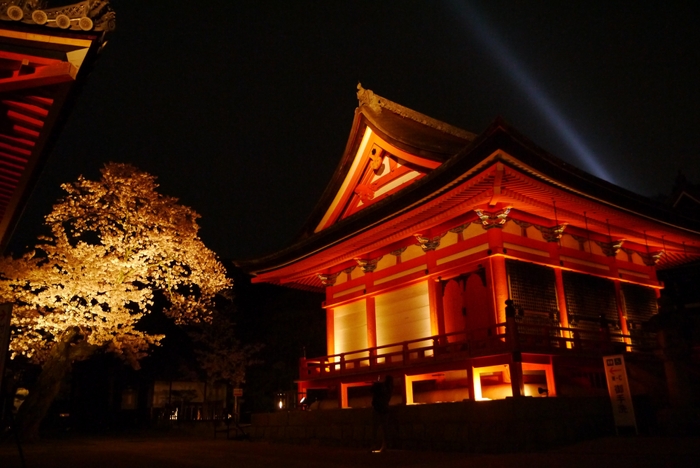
446,1 -> 613,183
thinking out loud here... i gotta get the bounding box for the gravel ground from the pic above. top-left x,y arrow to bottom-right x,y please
1,434 -> 699,468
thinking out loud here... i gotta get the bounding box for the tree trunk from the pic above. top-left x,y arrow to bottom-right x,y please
15,326 -> 96,442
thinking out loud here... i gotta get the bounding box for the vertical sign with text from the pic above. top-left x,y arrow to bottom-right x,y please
0,303 -> 12,392
603,354 -> 637,432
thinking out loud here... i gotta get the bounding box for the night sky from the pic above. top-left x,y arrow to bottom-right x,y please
8,1 -> 700,262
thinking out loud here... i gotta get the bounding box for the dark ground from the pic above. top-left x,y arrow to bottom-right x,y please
1,434 -> 699,468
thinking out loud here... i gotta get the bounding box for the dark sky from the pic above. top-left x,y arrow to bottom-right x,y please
9,1 -> 700,262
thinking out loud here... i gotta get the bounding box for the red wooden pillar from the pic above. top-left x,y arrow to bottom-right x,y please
614,281 -> 628,332
297,380 -> 309,404
366,296 -> 377,364
466,361 -> 476,401
366,297 -> 377,347
553,269 -> 569,328
428,278 -> 445,338
614,281 -> 631,344
489,255 -> 509,325
326,308 -> 335,356
487,228 -> 509,325
338,382 -> 349,409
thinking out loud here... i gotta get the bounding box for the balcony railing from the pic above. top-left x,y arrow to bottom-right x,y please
299,320 -> 655,380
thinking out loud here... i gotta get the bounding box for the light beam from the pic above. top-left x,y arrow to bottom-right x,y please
446,1 -> 614,183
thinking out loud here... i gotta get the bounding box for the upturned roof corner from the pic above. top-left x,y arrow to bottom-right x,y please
357,83 -> 475,141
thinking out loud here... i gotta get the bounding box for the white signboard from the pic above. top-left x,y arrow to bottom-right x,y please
603,354 -> 637,433
0,303 -> 12,391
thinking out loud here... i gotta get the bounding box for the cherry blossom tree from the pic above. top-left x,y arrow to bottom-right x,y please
0,163 -> 231,440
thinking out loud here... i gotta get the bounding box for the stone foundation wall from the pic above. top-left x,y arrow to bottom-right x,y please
250,397 -> 613,453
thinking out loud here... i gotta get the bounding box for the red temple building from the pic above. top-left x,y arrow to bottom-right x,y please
238,86 -> 700,410
0,0 -> 114,251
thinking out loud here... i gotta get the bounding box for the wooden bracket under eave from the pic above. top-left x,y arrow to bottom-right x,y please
488,162 -> 505,207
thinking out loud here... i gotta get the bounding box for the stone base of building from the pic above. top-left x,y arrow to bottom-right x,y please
250,396 -> 614,453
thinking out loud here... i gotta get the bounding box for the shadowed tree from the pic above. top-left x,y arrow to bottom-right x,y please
189,290 -> 262,414
0,163 -> 230,441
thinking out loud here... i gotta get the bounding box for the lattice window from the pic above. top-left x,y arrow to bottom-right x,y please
621,283 -> 657,325
622,283 -> 658,349
563,271 -> 618,331
506,260 -> 559,320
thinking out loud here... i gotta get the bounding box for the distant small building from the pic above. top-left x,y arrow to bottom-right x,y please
237,86 -> 700,409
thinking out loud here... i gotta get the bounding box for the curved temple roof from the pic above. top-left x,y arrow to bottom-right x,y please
0,0 -> 114,251
236,88 -> 700,291
301,85 -> 476,238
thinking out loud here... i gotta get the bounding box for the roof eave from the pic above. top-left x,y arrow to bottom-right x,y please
237,118 -> 700,278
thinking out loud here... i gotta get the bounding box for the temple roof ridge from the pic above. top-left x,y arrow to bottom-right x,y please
0,1 -> 115,33
356,83 -> 476,141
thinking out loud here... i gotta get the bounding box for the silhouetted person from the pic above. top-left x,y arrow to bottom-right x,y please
505,299 -> 516,318
371,375 -> 393,452
649,295 -> 695,430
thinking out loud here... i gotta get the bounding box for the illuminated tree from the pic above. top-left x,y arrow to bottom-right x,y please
0,163 -> 231,440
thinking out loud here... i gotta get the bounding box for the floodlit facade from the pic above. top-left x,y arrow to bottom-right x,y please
238,86 -> 700,409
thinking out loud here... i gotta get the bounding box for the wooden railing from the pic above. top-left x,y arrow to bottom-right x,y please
299,320 -> 655,380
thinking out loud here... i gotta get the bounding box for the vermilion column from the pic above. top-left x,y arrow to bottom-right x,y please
466,362 -> 476,401
614,281 -> 630,339
326,308 -> 335,356
366,296 -> 377,349
553,268 -> 572,347
487,228 -> 509,324
489,256 -> 509,324
428,279 -> 445,337
553,269 -> 570,329
297,380 -> 308,404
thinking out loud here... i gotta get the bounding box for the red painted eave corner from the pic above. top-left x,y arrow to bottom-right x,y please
0,22 -> 111,252
471,117 -> 700,234
295,88 -> 476,241
248,271 -> 324,293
